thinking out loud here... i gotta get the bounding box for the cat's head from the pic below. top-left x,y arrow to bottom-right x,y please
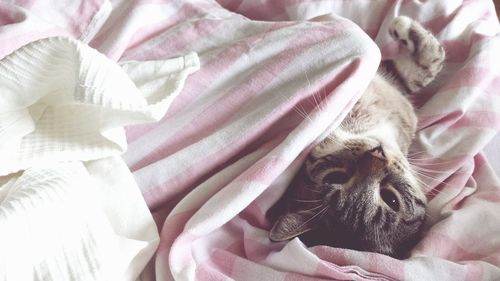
269,137 -> 426,258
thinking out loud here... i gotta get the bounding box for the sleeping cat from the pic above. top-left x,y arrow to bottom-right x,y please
268,16 -> 445,258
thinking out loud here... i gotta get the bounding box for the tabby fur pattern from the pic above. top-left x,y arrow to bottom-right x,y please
268,16 -> 445,258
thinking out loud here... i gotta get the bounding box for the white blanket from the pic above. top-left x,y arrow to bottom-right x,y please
0,37 -> 199,280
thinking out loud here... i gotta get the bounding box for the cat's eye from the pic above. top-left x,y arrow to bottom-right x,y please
322,171 -> 350,184
380,189 -> 400,211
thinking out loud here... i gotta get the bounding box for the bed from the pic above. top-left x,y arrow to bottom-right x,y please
1,0 -> 500,280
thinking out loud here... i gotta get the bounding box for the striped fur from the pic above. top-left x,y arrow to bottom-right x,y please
269,16 -> 445,258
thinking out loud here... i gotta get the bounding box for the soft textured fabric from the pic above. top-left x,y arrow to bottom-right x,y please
0,37 -> 199,280
1,1 -> 500,281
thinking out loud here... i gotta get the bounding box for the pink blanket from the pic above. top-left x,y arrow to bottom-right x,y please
2,0 -> 500,280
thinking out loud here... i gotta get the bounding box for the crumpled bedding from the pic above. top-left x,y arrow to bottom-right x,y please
1,0 -> 500,281
0,37 -> 199,280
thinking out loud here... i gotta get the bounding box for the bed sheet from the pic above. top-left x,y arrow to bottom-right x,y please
0,35 -> 200,280
1,0 -> 500,281
484,134 -> 500,172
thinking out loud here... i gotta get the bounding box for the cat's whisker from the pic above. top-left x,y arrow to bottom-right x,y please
425,188 -> 455,198
423,212 -> 436,220
407,151 -> 439,157
293,104 -> 313,122
410,172 -> 459,195
299,203 -> 327,213
407,160 -> 458,166
292,87 -> 331,125
303,186 -> 323,193
408,158 -> 458,165
302,67 -> 328,114
410,165 -> 465,175
415,170 -> 466,179
412,170 -> 454,182
272,67 -> 330,126
296,205 -> 329,230
407,152 -> 442,159
400,166 -> 456,197
414,177 -> 430,188
401,163 -> 440,179
407,156 -> 457,162
294,199 -> 323,203
409,165 -> 462,173
318,85 -> 328,106
411,169 -> 445,182
413,176 -> 435,191
408,151 -> 427,156
413,171 -> 455,180
309,91 -> 320,111
292,103 -> 306,115
399,165 -> 431,186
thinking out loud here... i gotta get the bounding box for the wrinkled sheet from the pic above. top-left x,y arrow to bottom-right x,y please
0,36 -> 198,280
1,0 -> 500,280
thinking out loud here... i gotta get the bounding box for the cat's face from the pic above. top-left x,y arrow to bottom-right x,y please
270,137 -> 427,258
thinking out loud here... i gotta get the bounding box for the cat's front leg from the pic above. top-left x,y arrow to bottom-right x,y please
386,16 -> 445,93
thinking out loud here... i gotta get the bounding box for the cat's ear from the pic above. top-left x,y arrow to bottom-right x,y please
269,211 -> 316,241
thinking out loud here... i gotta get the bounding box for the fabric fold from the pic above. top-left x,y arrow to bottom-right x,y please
0,36 -> 199,281
0,37 -> 199,175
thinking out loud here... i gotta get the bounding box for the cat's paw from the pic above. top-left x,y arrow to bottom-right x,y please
389,16 -> 445,70
389,16 -> 417,53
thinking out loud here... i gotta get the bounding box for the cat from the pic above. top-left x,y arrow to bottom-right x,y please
267,16 -> 445,258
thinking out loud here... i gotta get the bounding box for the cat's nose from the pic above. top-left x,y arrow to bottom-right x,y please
359,145 -> 387,175
368,145 -> 386,160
